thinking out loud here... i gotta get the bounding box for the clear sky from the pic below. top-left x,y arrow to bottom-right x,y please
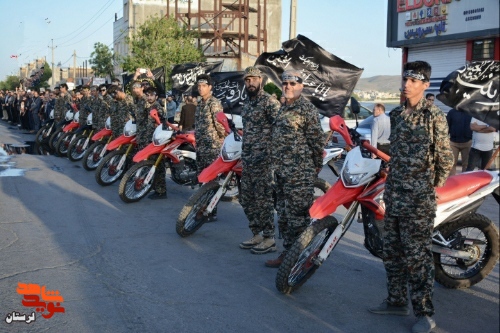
1,0 -> 402,81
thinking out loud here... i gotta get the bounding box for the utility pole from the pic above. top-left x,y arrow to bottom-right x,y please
289,0 -> 297,40
73,50 -> 77,79
49,39 -> 57,87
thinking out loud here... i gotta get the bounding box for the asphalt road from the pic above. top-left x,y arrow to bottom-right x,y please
0,121 -> 498,333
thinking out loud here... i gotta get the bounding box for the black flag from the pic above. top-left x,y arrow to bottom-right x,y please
254,34 -> 363,117
210,71 -> 247,115
437,61 -> 499,130
171,61 -> 223,95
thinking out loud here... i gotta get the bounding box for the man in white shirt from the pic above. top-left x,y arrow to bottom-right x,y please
465,117 -> 497,171
370,103 -> 391,156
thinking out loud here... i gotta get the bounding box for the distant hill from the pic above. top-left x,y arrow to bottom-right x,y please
355,75 -> 400,93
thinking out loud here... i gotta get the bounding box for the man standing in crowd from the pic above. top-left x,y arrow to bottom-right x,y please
265,69 -> 324,268
54,83 -> 72,124
166,95 -> 177,124
370,103 -> 390,156
96,84 -> 111,130
194,74 -> 226,175
446,108 -> 472,175
29,90 -> 42,133
178,95 -> 196,131
425,93 -> 435,108
79,85 -> 93,127
466,118 -> 497,171
106,85 -> 135,138
369,61 -> 453,333
238,66 -> 281,254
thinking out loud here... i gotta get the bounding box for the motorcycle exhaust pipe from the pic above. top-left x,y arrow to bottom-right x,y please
432,244 -> 473,260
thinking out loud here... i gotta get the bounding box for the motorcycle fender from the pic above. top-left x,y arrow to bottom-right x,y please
198,157 -> 238,183
107,135 -> 132,151
309,180 -> 364,219
92,128 -> 112,141
133,143 -> 164,163
63,122 -> 79,132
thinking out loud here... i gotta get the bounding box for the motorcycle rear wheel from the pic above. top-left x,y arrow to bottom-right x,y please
118,160 -> 156,203
176,181 -> 221,237
433,213 -> 499,289
276,216 -> 339,294
95,149 -> 127,186
68,134 -> 88,161
83,141 -> 107,171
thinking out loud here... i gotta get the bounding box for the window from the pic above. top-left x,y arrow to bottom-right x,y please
472,39 -> 495,61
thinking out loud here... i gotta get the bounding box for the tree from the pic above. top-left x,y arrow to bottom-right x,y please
89,42 -> 114,78
121,15 -> 205,89
264,82 -> 281,98
0,75 -> 21,91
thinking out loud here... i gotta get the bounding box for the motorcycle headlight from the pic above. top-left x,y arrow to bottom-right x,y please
342,165 -> 368,186
221,145 -> 239,161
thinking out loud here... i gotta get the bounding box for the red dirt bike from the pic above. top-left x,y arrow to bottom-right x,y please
67,113 -> 96,162
118,110 -> 197,203
94,119 -> 138,186
175,113 -> 341,237
276,115 -> 499,294
82,117 -> 113,171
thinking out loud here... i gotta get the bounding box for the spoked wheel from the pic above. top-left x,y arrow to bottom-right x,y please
118,160 -> 156,203
276,216 -> 339,294
34,141 -> 51,155
56,132 -> 73,156
49,128 -> 63,151
82,141 -> 107,171
433,213 -> 499,289
68,134 -> 89,161
176,181 -> 221,237
35,124 -> 52,144
95,149 -> 128,186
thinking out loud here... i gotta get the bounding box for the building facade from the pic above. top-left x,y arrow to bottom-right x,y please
113,0 -> 282,76
387,0 -> 499,111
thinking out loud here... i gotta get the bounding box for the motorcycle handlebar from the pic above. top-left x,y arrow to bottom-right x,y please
361,141 -> 390,162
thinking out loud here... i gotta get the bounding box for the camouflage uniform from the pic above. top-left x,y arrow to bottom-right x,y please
98,94 -> 113,130
194,95 -> 225,174
79,95 -> 93,127
383,97 -> 454,317
90,95 -> 102,131
111,95 -> 134,137
54,93 -> 72,122
272,95 -> 324,250
240,90 -> 280,238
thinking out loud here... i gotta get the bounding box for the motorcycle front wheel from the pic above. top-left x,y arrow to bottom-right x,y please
56,132 -> 73,156
118,160 -> 156,203
433,213 -> 499,289
95,149 -> 127,186
276,216 -> 339,294
68,134 -> 89,161
35,123 -> 51,144
48,127 -> 63,151
176,181 -> 221,237
82,141 -> 107,171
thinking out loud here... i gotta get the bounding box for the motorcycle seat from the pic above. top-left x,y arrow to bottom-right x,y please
436,171 -> 493,204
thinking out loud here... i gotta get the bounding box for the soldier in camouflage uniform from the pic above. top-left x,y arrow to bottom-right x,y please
140,87 -> 167,199
107,85 -> 134,137
368,61 -> 453,333
78,85 -> 93,127
238,66 -> 280,254
53,83 -> 73,123
194,74 -> 226,174
97,84 -> 112,130
265,70 -> 324,268
88,86 -> 100,131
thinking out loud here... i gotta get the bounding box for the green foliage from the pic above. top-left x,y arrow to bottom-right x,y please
0,75 -> 21,91
32,62 -> 52,90
89,42 -> 115,78
121,15 -> 205,89
263,82 -> 282,98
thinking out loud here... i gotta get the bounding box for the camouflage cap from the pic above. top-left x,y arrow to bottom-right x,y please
244,66 -> 262,79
